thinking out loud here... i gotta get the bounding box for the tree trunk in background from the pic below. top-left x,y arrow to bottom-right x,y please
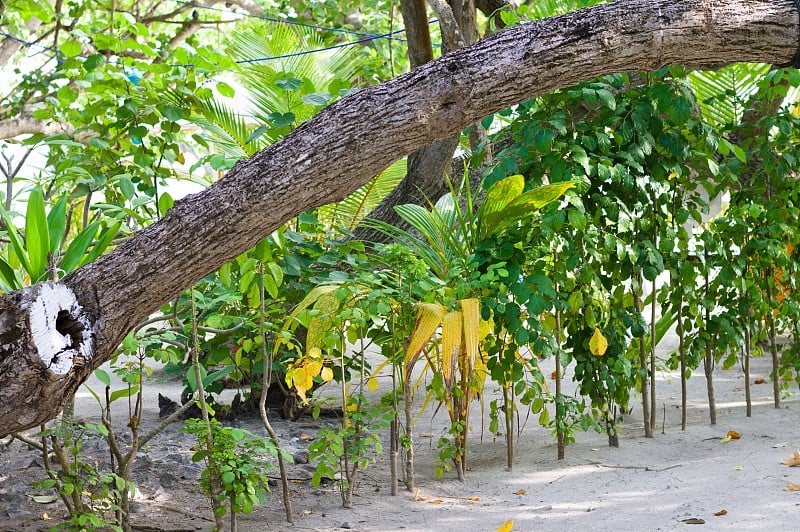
353,0 -> 481,244
0,0 -> 798,437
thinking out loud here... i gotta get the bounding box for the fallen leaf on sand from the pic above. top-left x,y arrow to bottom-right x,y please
785,450 -> 800,467
31,495 -> 58,504
496,521 -> 514,532
681,518 -> 705,524
298,431 -> 315,442
419,432 -> 433,438
735,465 -> 743,471
720,431 -> 742,443
754,377 -> 767,384
714,510 -> 727,516
430,499 -> 443,504
733,386 -> 744,392
550,370 -> 562,380
468,496 -> 480,504
42,513 -> 51,520
514,489 -> 526,495
784,484 -> 800,492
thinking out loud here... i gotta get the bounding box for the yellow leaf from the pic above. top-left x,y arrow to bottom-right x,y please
305,361 -> 323,379
430,499 -> 443,504
405,303 -> 445,374
589,327 -> 608,357
320,366 -> 334,382
727,430 -> 742,440
734,465 -> 743,471
177,152 -> 186,165
441,310 -> 462,387
366,377 -> 379,392
42,512 -> 51,520
496,520 -> 514,532
784,484 -> 800,492
468,496 -> 480,504
461,298 -> 480,370
514,489 -> 526,495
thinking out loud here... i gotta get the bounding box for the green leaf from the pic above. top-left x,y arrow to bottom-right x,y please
596,88 -> 616,110
119,176 -> 136,199
80,221 -> 121,267
246,125 -> 268,144
301,92 -> 332,106
61,40 -> 82,58
109,385 -> 139,403
158,192 -> 174,216
275,77 -> 302,91
216,81 -> 236,98
186,364 -> 207,392
59,221 -> 100,274
221,471 -> 236,484
476,174 -> 525,239
0,256 -> 22,290
267,263 -> 284,290
83,54 -> 105,71
94,369 -> 111,387
46,196 -> 67,255
204,365 -> 235,388
25,187 -> 50,283
484,181 -> 576,239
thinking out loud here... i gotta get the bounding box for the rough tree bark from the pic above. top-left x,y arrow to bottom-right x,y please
0,0 -> 798,437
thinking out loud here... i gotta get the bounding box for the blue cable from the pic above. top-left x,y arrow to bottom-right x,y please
173,0 -> 409,43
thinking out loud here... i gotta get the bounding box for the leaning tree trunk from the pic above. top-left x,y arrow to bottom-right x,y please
0,0 -> 798,437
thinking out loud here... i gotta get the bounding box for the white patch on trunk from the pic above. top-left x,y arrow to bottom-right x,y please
28,283 -> 93,375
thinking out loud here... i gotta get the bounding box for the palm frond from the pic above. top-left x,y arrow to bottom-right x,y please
689,63 -> 770,128
229,24 -> 360,123
190,97 -> 261,158
318,158 -> 407,232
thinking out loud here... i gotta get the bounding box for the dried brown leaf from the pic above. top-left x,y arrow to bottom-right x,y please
299,431 -> 315,442
754,377 -> 767,385
514,489 -> 526,495
727,431 -> 742,440
714,509 -> 727,516
430,499 -> 443,504
785,451 -> 800,467
784,484 -> 800,492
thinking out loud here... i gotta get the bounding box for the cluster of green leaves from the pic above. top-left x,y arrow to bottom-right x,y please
183,419 -> 277,518
35,422 -> 127,532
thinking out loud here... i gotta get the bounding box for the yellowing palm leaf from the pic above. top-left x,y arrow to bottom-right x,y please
405,303 -> 446,375
441,310 -> 463,388
461,298 -> 481,371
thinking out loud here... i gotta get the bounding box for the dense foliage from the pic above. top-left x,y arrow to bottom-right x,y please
2,0 -> 800,528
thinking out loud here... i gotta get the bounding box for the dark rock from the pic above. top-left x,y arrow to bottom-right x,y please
179,464 -> 202,479
292,451 -> 309,464
340,522 -> 353,529
159,471 -> 179,489
5,505 -> 31,518
165,452 -> 185,464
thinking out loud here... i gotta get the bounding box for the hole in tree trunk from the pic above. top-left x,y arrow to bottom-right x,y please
55,310 -> 84,348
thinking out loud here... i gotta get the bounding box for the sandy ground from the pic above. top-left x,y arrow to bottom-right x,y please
2,332 -> 799,532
